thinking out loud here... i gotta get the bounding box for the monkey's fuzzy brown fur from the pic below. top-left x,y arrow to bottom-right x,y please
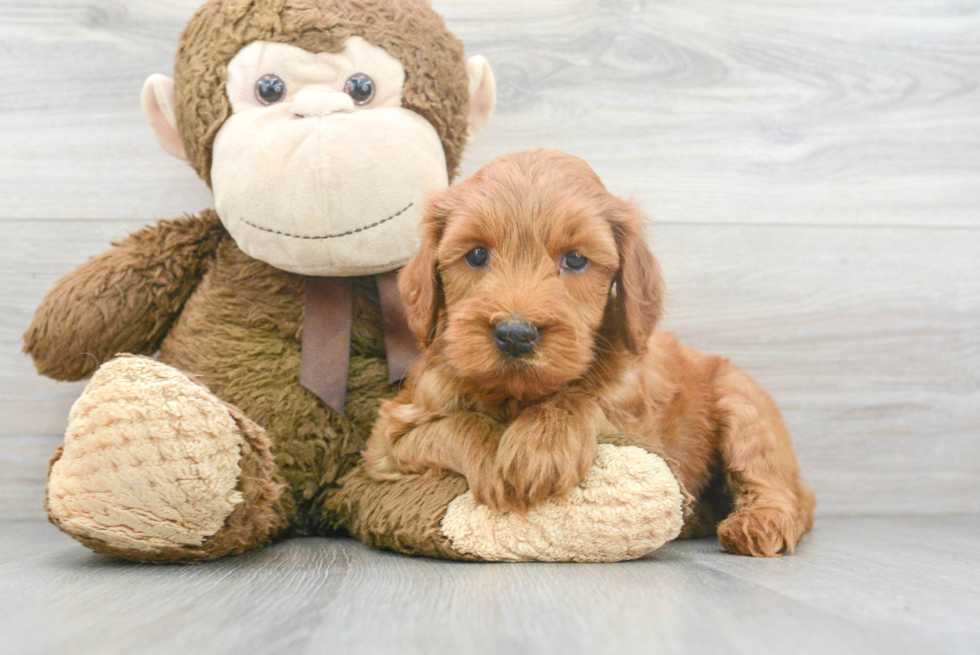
23,0 -> 480,561
175,0 -> 471,185
363,150 -> 816,557
27,211 -> 473,558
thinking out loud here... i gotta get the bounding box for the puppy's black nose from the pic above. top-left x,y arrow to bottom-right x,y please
493,320 -> 539,358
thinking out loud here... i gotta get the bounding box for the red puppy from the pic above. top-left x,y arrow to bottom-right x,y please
364,150 -> 815,557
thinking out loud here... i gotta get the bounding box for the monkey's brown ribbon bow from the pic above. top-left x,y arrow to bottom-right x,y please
299,271 -> 420,414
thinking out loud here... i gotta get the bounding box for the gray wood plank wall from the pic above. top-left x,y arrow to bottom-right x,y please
1,0 -> 977,519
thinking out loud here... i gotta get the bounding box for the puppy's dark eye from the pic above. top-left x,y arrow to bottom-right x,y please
345,73 -> 375,105
255,74 -> 286,105
465,247 -> 489,268
561,251 -> 589,272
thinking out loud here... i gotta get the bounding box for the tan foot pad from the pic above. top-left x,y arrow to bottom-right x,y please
441,444 -> 684,562
47,356 -> 245,554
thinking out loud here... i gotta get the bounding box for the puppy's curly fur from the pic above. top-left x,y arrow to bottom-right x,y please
364,150 -> 815,557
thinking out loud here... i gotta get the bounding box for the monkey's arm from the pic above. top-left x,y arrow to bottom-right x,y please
23,211 -> 226,381
331,431 -> 689,562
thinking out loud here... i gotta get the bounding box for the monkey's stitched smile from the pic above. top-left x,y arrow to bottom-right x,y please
237,202 -> 414,240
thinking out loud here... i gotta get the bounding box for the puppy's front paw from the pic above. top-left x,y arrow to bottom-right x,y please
717,507 -> 805,557
494,417 -> 597,511
362,452 -> 409,481
465,462 -> 512,512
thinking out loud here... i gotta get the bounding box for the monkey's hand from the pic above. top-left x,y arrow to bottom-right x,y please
441,434 -> 687,562
23,212 -> 225,381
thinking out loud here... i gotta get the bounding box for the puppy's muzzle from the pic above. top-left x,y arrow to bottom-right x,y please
493,319 -> 539,359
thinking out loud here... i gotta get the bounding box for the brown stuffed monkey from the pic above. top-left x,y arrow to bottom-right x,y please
23,0 -> 686,563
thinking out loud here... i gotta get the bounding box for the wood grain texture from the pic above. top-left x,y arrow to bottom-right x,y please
1,516 -> 978,655
2,219 -> 977,518
1,3 -> 977,650
0,0 -> 977,224
0,437 -> 60,520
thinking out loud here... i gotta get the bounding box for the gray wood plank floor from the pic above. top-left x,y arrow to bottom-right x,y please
2,516 -> 978,655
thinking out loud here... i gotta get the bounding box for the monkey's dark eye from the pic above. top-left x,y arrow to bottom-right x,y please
255,74 -> 286,105
561,252 -> 589,272
345,73 -> 375,105
465,247 -> 489,268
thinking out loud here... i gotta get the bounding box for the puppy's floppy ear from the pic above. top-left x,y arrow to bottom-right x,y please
610,201 -> 664,354
399,191 -> 451,345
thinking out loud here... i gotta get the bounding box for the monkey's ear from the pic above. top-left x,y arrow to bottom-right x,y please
141,74 -> 187,161
465,56 -> 496,143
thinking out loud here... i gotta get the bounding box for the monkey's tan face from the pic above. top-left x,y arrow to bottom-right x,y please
211,37 -> 449,276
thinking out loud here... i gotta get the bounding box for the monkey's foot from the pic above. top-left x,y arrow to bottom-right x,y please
441,442 -> 685,562
46,355 -> 286,563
